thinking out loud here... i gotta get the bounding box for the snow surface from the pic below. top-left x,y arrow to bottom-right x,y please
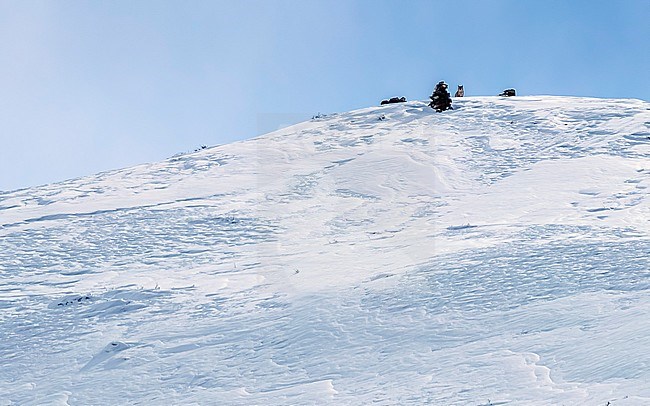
1,96 -> 649,405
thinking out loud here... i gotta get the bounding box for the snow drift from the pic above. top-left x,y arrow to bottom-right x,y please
1,96 -> 649,405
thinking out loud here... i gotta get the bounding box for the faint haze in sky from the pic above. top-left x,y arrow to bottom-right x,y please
1,0 -> 648,191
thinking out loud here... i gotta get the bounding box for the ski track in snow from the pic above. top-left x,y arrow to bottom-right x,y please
1,96 -> 649,405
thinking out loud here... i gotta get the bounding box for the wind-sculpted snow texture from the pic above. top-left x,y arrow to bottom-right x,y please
1,96 -> 649,405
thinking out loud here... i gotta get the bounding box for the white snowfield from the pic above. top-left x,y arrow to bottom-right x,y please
1,96 -> 649,405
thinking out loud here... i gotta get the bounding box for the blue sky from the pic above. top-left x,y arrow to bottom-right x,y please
1,0 -> 648,191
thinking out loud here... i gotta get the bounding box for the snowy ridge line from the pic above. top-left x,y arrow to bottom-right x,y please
1,96 -> 650,405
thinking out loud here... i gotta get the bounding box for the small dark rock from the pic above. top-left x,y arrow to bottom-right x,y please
380,96 -> 407,105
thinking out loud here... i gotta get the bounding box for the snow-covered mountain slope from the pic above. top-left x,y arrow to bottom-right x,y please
1,96 -> 649,405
